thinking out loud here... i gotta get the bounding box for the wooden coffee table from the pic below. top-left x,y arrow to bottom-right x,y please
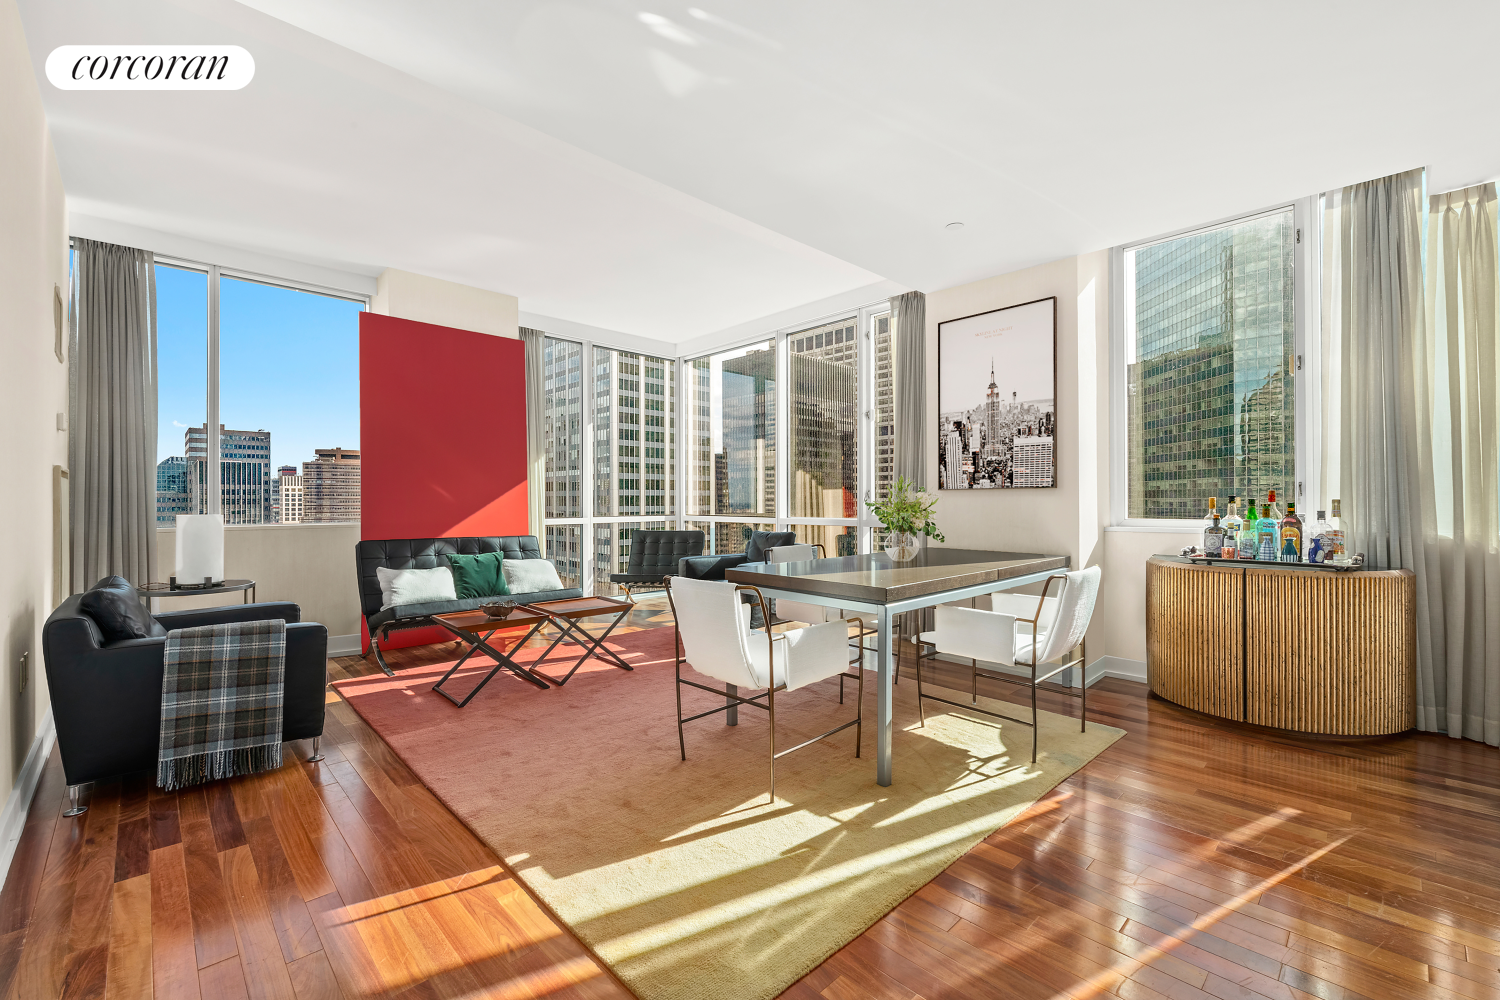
430,597 -> 635,706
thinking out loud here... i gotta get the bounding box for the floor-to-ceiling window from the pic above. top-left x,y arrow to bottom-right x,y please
683,302 -> 893,558
540,335 -> 677,596
542,337 -> 584,586
539,303 -> 893,592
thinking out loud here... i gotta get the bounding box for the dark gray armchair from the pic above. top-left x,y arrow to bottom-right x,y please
677,530 -> 796,626
676,530 -> 796,582
42,596 -> 328,813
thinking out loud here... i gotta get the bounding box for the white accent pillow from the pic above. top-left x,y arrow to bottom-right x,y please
376,566 -> 457,611
502,558 -> 564,594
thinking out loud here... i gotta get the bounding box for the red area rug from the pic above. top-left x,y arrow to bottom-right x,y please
332,625 -> 1122,1000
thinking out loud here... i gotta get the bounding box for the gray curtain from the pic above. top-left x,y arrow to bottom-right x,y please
522,327 -> 547,542
1328,169 -> 1500,744
1340,168 -> 1429,576
70,238 -> 159,590
1421,183 -> 1500,742
891,290 -> 926,490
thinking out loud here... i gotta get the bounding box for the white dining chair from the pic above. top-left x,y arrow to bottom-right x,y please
767,542 -> 877,704
667,575 -> 862,801
911,566 -> 1101,763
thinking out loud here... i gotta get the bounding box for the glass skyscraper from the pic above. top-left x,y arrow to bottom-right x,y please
1126,210 -> 1296,518
718,348 -> 777,516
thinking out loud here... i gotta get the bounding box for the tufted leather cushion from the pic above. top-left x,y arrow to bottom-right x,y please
355,536 -> 543,620
610,530 -> 705,583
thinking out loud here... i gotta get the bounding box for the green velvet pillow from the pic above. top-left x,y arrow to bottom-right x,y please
446,551 -> 510,599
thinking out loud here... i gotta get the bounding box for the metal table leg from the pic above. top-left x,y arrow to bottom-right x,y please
876,606 -> 894,787
431,620 -> 551,707
528,610 -> 634,686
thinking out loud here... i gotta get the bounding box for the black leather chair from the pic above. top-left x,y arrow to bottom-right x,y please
356,535 -> 583,675
42,596 -> 328,813
608,529 -> 704,599
677,530 -> 796,626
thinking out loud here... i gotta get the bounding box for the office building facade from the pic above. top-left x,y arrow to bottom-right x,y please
1126,210 -> 1296,518
156,424 -> 273,525
301,447 -> 361,522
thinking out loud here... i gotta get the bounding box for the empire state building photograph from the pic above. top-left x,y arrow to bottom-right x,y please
937,296 -> 1057,489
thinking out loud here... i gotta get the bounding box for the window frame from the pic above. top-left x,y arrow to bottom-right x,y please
1108,198 -> 1319,529
677,300 -> 892,555
542,298 -> 893,594
150,253 -> 370,528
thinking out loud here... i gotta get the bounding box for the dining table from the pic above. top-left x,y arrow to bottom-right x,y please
727,547 -> 1069,786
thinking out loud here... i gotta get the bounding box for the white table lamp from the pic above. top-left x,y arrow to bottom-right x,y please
176,514 -> 225,585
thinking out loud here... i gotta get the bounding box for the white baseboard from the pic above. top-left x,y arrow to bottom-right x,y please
0,710 -> 55,896
917,651 -> 1146,689
328,633 -> 362,657
1088,655 -> 1147,685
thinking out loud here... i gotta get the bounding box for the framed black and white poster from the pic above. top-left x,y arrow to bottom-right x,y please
937,296 -> 1056,489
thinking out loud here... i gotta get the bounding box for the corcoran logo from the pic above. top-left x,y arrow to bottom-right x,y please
45,45 -> 254,90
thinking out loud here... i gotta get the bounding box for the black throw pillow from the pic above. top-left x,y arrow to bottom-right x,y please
746,530 -> 797,563
79,576 -> 166,643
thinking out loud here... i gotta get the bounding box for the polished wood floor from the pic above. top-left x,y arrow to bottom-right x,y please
3,601 -> 1499,999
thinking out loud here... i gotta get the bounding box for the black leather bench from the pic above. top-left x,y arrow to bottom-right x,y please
356,534 -> 582,675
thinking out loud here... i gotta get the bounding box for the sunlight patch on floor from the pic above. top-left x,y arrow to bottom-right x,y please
1038,807 -> 1344,1000
582,807 -> 1043,960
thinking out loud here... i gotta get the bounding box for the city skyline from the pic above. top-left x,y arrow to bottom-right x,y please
155,263 -> 362,478
155,424 -> 360,525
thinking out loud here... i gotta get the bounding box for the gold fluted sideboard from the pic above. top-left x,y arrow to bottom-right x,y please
1145,555 -> 1415,736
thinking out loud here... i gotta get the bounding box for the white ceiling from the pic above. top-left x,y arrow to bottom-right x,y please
19,0 -> 1500,343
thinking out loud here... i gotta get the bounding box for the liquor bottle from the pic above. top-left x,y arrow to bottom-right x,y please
1203,496 -> 1218,528
1222,496 -> 1241,559
1307,510 -> 1334,563
1203,514 -> 1226,557
1237,494 -> 1259,558
1279,501 -> 1303,562
1266,488 -> 1282,524
1256,501 -> 1278,560
1328,498 -> 1349,564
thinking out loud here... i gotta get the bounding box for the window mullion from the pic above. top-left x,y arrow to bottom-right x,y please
206,264 -> 221,516
581,338 -> 595,597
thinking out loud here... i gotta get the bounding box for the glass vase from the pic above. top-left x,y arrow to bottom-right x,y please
883,530 -> 923,561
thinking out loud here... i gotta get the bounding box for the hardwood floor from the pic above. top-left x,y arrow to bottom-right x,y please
3,602 -> 1499,999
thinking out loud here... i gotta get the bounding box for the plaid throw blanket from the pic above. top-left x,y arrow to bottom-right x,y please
158,618 -> 286,791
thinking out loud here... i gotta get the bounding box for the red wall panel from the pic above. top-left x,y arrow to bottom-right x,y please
359,313 -> 529,651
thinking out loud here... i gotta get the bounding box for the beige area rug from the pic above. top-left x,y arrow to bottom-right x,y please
333,626 -> 1124,1000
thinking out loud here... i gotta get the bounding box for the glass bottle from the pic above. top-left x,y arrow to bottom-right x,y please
1307,510 -> 1333,563
1237,494 -> 1259,558
1266,488 -> 1282,524
1203,496 -> 1218,528
1256,501 -> 1278,560
1203,514 -> 1226,557
1328,498 -> 1349,564
1279,501 -> 1303,562
1222,496 -> 1241,559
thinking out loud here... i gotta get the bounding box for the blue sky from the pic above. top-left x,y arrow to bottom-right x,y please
156,265 -> 362,472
